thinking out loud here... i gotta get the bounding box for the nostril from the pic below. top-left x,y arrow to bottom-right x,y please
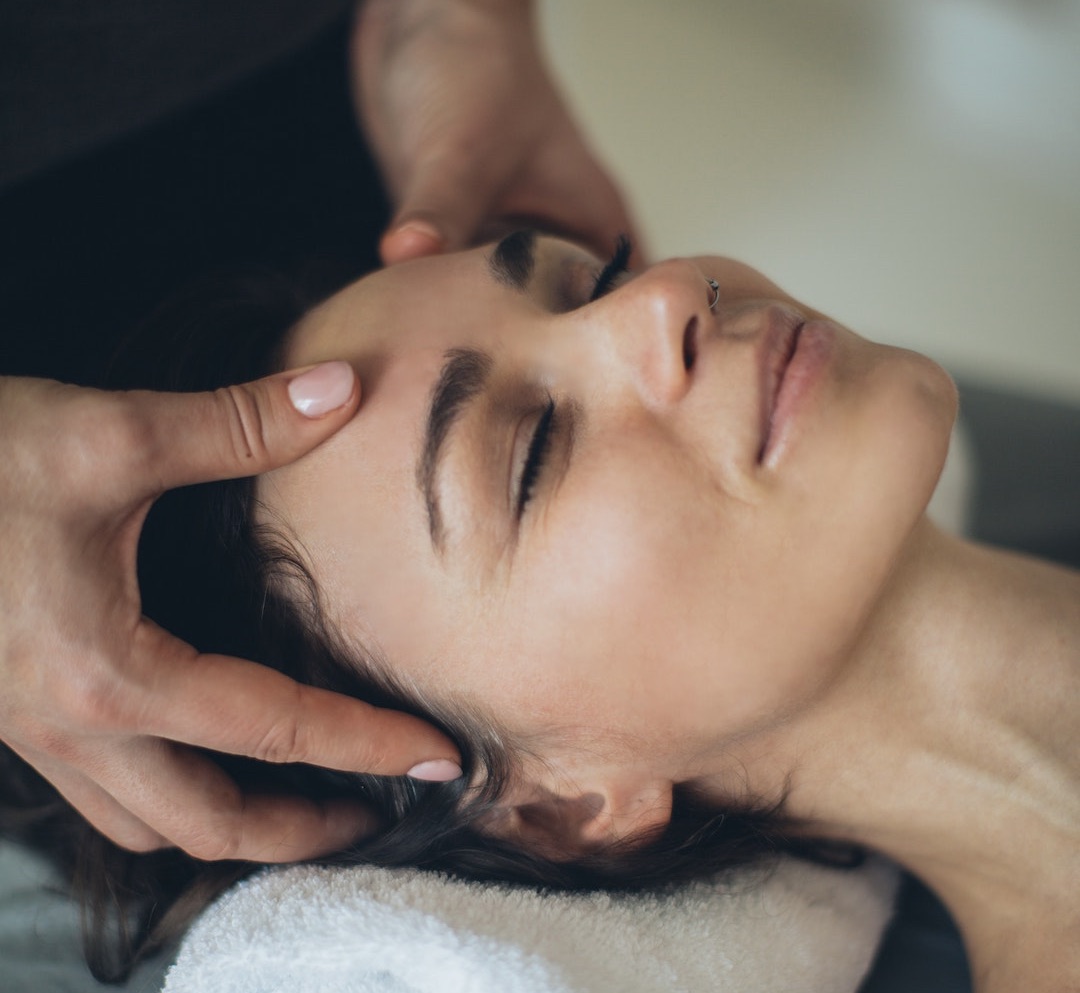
682,317 -> 698,371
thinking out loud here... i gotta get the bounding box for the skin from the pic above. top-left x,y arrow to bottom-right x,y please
260,234 -> 951,822
262,236 -> 1079,992
0,368 -> 460,863
355,0 -> 643,266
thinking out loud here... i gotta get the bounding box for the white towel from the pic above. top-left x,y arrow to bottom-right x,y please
162,856 -> 898,993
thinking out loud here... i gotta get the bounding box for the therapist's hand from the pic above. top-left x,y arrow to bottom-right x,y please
353,0 -> 643,265
0,369 -> 461,863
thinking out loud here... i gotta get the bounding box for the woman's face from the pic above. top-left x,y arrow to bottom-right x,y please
260,233 -> 955,837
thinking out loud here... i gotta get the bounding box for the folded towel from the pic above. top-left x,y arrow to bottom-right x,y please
162,855 -> 898,993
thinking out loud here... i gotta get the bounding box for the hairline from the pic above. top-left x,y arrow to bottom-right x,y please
251,500 -> 528,788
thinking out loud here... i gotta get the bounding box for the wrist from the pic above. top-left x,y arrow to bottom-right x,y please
351,0 -> 539,83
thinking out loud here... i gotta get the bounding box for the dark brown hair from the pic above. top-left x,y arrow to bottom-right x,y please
0,269 -> 840,984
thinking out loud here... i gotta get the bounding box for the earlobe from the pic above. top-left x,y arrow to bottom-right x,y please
514,791 -> 606,858
489,779 -> 674,860
574,780 -> 674,849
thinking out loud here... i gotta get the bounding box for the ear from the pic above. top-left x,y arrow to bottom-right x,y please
485,776 -> 674,861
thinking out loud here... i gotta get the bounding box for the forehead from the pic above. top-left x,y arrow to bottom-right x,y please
286,246 -> 489,363
258,245 -> 523,675
281,233 -> 605,368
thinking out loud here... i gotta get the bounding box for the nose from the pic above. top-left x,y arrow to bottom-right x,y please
588,259 -> 709,410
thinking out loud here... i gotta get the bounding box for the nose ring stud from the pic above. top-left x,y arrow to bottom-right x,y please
706,277 -> 720,311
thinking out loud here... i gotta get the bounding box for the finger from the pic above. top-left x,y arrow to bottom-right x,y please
526,184 -> 642,266
503,141 -> 648,265
13,745 -> 169,853
380,155 -> 501,265
97,738 -> 377,863
134,622 -> 462,780
379,219 -> 446,266
115,362 -> 361,495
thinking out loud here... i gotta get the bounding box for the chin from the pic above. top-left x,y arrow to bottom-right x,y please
888,345 -> 958,490
850,337 -> 957,497
805,344 -> 957,628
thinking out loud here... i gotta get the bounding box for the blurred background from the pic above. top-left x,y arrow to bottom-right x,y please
541,0 -> 1080,407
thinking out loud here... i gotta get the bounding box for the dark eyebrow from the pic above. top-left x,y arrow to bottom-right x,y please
487,228 -> 537,292
417,347 -> 493,552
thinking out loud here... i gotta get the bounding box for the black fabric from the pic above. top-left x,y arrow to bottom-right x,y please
0,0 -> 351,189
0,13 -> 387,387
958,381 -> 1080,572
859,874 -> 973,993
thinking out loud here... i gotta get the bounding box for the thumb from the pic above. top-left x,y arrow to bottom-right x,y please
380,158 -> 497,265
125,361 -> 360,493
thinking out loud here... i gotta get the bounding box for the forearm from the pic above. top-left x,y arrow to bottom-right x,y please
351,0 -> 535,59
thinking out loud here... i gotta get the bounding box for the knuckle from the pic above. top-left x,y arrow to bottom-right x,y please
182,822 -> 245,862
67,395 -> 155,493
176,780 -> 248,862
215,385 -> 271,470
2,388 -> 143,505
250,714 -> 305,766
65,796 -> 168,854
4,639 -> 137,753
50,665 -> 128,735
350,736 -> 392,775
16,721 -> 75,760
11,683 -> 123,760
113,825 -> 168,854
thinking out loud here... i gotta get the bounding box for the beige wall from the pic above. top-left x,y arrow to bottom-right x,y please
541,0 -> 1080,405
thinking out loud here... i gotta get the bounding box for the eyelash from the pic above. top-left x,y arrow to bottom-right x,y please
515,237 -> 632,519
588,235 -> 633,303
516,398 -> 557,518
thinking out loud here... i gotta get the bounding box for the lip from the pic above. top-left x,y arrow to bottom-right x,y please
758,312 -> 834,465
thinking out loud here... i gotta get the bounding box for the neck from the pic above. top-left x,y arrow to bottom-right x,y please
720,519 -> 1080,991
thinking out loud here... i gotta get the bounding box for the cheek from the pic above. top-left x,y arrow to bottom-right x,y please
466,347 -> 955,744
498,446 -> 731,736
493,462 -> 882,743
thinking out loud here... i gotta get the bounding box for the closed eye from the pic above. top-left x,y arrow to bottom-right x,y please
588,235 -> 633,304
515,399 -> 557,518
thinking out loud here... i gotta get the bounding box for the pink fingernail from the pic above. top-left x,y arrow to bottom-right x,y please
288,362 -> 355,418
396,220 -> 441,245
406,759 -> 463,782
383,221 -> 444,263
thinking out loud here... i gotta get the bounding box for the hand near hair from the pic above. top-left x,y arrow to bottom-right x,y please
353,0 -> 643,265
0,369 -> 461,862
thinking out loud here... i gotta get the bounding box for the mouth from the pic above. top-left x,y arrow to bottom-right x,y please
757,310 -> 804,462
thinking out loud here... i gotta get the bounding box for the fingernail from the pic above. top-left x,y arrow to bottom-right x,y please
383,220 -> 444,263
288,361 -> 355,418
406,759 -> 463,782
396,219 -> 442,247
